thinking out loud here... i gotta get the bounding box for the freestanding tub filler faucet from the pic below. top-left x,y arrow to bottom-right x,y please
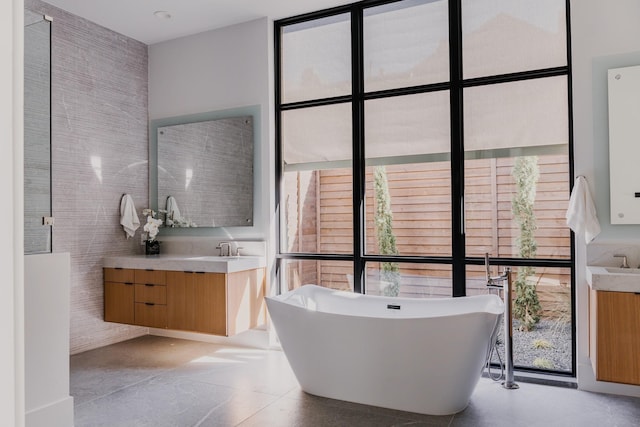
485,253 -> 519,390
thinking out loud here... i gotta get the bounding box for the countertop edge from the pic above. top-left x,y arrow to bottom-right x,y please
103,255 -> 266,274
587,266 -> 640,293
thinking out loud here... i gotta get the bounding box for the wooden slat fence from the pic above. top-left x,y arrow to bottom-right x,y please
283,154 -> 571,318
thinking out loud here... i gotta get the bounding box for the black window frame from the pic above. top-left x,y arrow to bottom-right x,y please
275,0 -> 575,377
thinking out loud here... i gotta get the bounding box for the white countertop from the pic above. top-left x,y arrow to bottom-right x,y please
586,265 -> 640,293
104,255 -> 266,274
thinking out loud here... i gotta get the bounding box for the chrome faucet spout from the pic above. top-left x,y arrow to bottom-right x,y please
216,241 -> 231,256
613,254 -> 630,268
485,253 -> 510,287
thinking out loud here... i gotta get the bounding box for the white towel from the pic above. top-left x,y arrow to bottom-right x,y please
566,176 -> 601,244
165,196 -> 182,226
119,194 -> 140,238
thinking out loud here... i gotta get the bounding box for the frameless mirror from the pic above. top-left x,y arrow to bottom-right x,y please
150,107 -> 257,228
608,64 -> 640,224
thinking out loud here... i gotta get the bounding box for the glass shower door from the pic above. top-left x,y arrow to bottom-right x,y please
24,10 -> 52,254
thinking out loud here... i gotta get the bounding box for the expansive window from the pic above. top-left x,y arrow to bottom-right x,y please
276,0 -> 573,375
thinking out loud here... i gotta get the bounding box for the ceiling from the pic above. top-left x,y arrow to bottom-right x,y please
43,0 -> 355,45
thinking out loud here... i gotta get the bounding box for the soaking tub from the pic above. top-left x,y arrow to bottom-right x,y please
266,285 -> 503,415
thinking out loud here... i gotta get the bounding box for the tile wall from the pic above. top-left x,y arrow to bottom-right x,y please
26,0 -> 149,354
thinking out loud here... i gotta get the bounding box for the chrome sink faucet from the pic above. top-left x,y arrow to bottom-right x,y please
216,241 -> 231,256
613,254 -> 630,268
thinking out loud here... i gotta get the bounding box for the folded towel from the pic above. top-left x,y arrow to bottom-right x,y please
120,194 -> 140,238
165,195 -> 182,226
566,176 -> 601,244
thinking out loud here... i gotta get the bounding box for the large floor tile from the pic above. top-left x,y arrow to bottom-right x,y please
236,394 -> 450,427
71,335 -> 224,405
71,336 -> 640,427
194,390 -> 281,427
74,375 -> 235,427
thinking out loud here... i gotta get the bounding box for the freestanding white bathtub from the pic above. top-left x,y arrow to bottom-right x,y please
266,285 -> 504,415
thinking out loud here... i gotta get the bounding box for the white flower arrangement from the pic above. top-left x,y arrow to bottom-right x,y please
142,208 -> 165,241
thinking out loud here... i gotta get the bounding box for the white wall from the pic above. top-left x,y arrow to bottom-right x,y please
2,1 -> 24,426
25,253 -> 73,427
148,18 -> 272,243
571,0 -> 640,396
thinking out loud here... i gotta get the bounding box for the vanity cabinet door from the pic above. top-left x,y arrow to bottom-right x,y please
104,281 -> 134,324
193,272 -> 226,336
592,290 -> 640,385
104,268 -> 135,324
167,271 -> 195,331
166,271 -> 226,335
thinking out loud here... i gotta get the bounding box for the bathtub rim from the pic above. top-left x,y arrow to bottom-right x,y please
267,284 -> 505,320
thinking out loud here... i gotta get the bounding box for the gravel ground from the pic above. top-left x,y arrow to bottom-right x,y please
489,317 -> 572,373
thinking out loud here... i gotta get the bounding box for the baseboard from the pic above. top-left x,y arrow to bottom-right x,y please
26,396 -> 74,427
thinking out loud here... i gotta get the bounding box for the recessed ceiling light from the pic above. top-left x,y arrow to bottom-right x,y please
153,11 -> 172,20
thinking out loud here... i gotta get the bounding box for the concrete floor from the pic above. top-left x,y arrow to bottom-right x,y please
71,335 -> 640,427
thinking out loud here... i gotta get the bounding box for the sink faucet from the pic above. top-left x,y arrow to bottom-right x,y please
613,254 -> 630,268
216,242 -> 231,256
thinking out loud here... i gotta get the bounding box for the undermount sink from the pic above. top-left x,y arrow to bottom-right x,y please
587,265 -> 640,293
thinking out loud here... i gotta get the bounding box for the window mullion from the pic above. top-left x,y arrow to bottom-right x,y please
449,0 -> 466,297
351,6 -> 366,294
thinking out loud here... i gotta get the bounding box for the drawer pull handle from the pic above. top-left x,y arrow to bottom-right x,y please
125,282 -> 133,285
145,269 -> 154,271
145,302 -> 155,306
115,267 -> 123,270
145,284 -> 155,287
196,271 -> 205,274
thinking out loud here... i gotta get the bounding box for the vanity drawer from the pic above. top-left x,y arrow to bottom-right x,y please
134,302 -> 167,328
135,269 -> 166,285
104,268 -> 134,284
134,284 -> 167,304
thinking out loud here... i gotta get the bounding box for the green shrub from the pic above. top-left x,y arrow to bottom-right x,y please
511,156 -> 542,331
374,166 -> 399,297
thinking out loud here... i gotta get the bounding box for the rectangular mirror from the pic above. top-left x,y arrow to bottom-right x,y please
608,65 -> 640,224
150,107 -> 257,228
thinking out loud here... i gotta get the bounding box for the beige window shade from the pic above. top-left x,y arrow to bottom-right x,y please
283,76 -> 567,171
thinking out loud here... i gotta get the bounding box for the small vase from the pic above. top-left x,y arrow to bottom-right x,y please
145,239 -> 160,256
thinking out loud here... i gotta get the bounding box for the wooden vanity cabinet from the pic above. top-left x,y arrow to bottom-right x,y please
589,289 -> 640,385
105,267 -> 266,337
